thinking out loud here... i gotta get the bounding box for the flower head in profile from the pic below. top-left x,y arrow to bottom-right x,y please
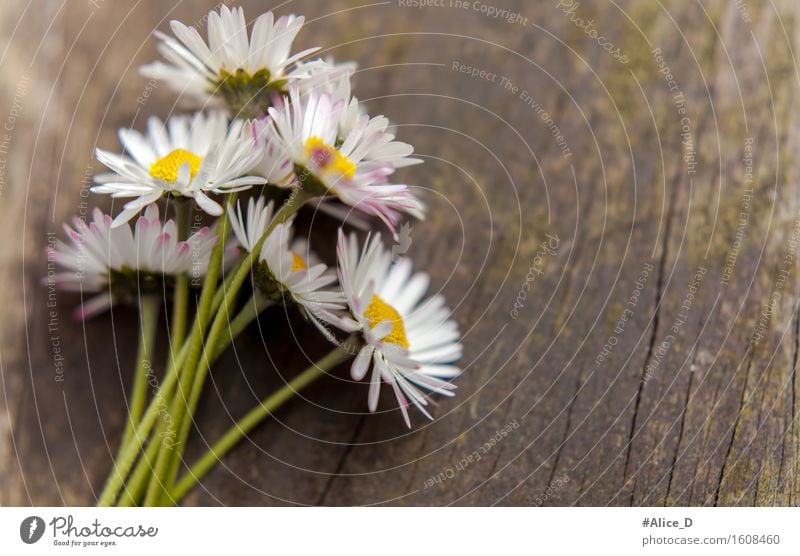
92,111 -> 265,227
335,231 -> 462,427
268,87 -> 424,235
228,196 -> 346,338
290,58 -> 356,107
45,205 -> 217,319
140,6 -> 327,114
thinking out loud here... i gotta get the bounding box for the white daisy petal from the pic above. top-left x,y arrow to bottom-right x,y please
368,354 -> 383,413
193,191 -> 223,215
351,345 -> 374,381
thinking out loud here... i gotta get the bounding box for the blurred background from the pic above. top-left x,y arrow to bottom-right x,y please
1,0 -> 799,506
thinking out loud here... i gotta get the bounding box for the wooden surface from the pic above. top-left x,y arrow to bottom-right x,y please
1,0 -> 800,506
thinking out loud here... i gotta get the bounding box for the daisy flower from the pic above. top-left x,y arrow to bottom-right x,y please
92,111 -> 265,227
45,205 -> 218,319
268,87 -> 424,234
336,231 -> 462,427
140,6 -> 324,113
227,196 -> 346,338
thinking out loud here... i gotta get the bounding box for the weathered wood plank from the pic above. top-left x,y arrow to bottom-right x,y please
1,0 -> 798,506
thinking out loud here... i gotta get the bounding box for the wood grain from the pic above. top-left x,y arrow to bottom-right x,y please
1,0 -> 798,506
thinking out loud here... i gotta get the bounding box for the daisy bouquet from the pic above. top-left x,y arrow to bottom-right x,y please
48,6 -> 462,506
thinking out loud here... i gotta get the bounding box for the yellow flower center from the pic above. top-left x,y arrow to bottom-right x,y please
364,294 -> 409,349
304,136 -> 356,179
148,149 -> 203,183
290,251 -> 307,272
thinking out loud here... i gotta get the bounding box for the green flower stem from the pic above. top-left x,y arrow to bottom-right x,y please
151,284 -> 255,505
179,193 -> 237,393
155,190 -> 311,503
156,292 -> 272,502
153,288 -> 240,503
119,340 -> 194,507
170,201 -> 191,348
144,193 -> 237,506
119,295 -> 159,450
118,294 -> 272,506
96,340 -> 189,506
217,292 -> 272,352
210,262 -> 240,314
117,414 -> 170,506
171,336 -> 358,503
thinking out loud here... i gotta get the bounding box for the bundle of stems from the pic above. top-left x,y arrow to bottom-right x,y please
97,192 -> 356,506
